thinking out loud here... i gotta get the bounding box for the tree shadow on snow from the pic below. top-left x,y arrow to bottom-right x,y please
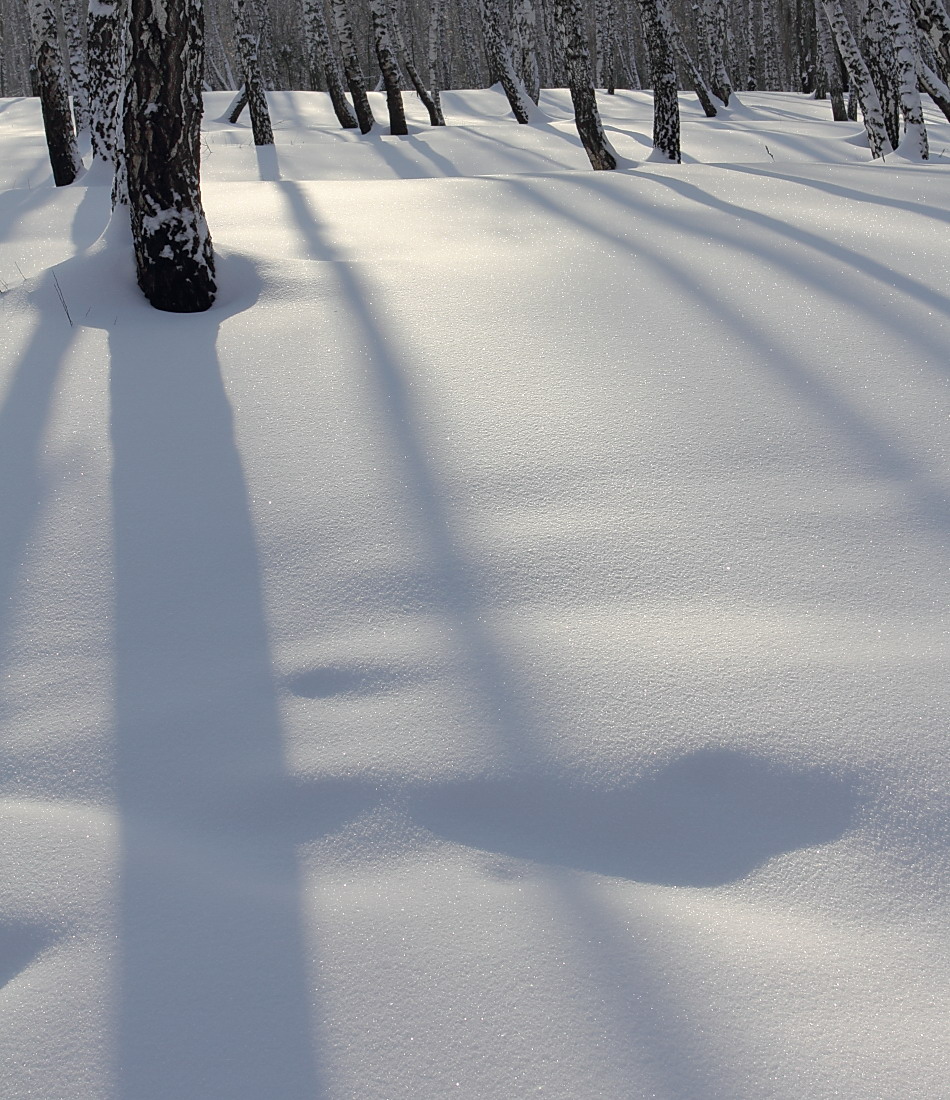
107,250 -> 335,1099
410,748 -> 857,886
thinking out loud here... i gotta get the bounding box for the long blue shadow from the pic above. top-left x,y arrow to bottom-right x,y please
109,261 -> 327,1099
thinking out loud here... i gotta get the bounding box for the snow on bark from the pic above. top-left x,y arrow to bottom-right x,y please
29,0 -> 83,185
821,0 -> 893,157
370,0 -> 408,134
301,0 -> 357,128
639,0 -> 681,161
479,0 -> 533,123
555,0 -> 617,168
911,0 -> 950,81
124,0 -> 216,311
231,0 -> 274,144
880,0 -> 929,157
61,0 -> 90,132
331,0 -> 375,133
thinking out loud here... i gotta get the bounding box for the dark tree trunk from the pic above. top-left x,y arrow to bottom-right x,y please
389,0 -> 445,124
816,0 -> 848,118
124,0 -> 216,312
371,0 -> 408,134
29,0 -> 82,186
227,86 -> 249,122
555,0 -> 617,169
331,0 -> 375,133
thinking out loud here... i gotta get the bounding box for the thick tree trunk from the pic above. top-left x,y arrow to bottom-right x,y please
302,0 -> 358,128
124,0 -> 216,312
555,0 -> 616,168
231,0 -> 274,144
701,0 -> 732,103
331,0 -> 375,133
371,0 -> 408,134
29,0 -> 82,186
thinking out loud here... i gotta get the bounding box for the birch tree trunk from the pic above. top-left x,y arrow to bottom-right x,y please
302,0 -> 358,128
29,0 -> 83,186
61,0 -> 89,132
371,0 -> 408,134
231,0 -> 274,144
513,0 -> 541,102
816,0 -> 847,118
331,0 -> 375,133
124,0 -> 216,311
879,0 -> 929,156
479,0 -> 533,122
639,0 -> 680,161
820,0 -> 892,156
87,0 -> 124,165
555,0 -> 616,168
389,0 -> 444,124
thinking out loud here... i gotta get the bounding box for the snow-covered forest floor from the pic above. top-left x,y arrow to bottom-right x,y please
1,88 -> 949,1099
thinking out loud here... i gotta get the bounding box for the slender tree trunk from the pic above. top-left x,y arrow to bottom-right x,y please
302,0 -> 358,127
389,0 -> 445,124
919,58 -> 950,119
371,0 -> 408,134
639,0 -> 681,161
513,0 -> 541,102
231,0 -> 274,143
124,0 -> 216,311
332,0 -> 375,132
816,0 -> 847,118
667,11 -> 718,115
29,0 -> 83,185
479,0 -> 533,122
820,0 -> 893,157
554,0 -> 616,168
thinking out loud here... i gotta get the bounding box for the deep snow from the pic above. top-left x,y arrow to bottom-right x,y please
1,87 -> 949,1100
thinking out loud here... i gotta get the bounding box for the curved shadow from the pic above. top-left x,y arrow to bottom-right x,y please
411,749 -> 859,886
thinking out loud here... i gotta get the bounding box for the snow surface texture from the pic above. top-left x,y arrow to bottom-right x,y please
1,88 -> 949,1100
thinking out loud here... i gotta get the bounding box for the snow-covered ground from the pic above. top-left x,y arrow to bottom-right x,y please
1,87 -> 949,1099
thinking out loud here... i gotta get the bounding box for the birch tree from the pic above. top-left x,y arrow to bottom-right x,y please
124,0 -> 217,311
29,0 -> 82,185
